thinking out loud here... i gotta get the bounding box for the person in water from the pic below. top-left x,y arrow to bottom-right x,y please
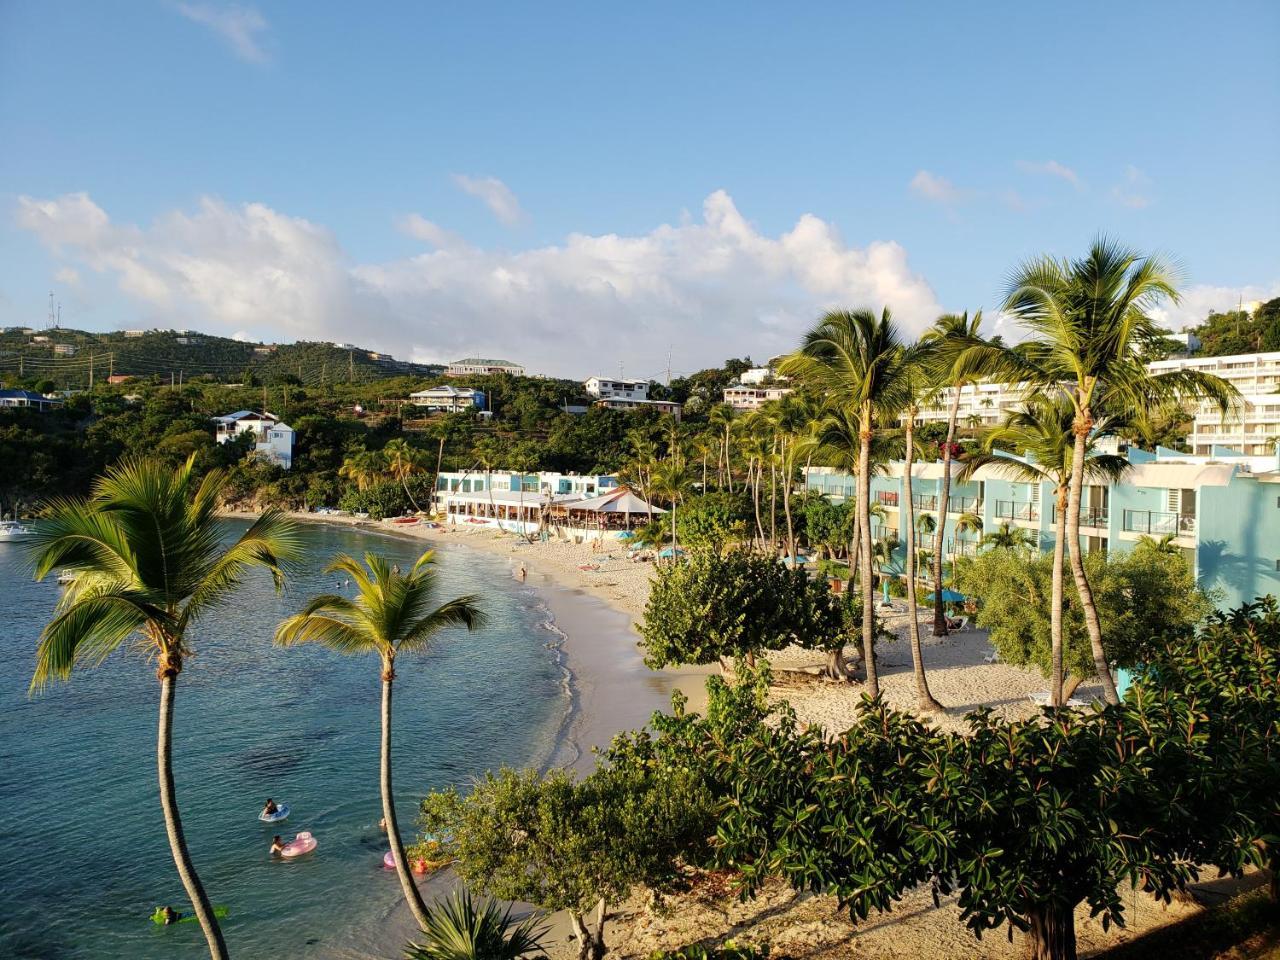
262,798 -> 278,817
159,905 -> 180,925
269,835 -> 286,856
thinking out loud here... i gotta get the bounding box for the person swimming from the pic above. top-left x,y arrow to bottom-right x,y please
269,835 -> 285,856
262,798 -> 278,817
158,905 -> 180,925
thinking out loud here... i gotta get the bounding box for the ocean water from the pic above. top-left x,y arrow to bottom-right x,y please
0,521 -> 569,959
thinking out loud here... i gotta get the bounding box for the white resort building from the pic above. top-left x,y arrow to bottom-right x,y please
584,377 -> 650,401
409,385 -> 485,413
213,410 -> 295,469
446,357 -> 525,377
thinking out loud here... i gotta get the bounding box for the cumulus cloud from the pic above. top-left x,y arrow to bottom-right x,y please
451,174 -> 525,226
175,3 -> 269,63
1111,165 -> 1152,209
1017,160 -> 1082,191
14,189 -> 944,377
397,213 -> 465,250
1149,281 -> 1280,331
909,170 -> 963,205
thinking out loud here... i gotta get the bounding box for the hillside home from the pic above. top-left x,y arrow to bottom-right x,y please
213,410 -> 294,469
0,389 -> 63,412
409,385 -> 485,413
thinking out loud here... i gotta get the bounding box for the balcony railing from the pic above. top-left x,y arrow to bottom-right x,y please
875,491 -> 900,507
994,499 -> 1039,522
1121,509 -> 1197,536
1050,507 -> 1110,527
947,495 -> 983,514
912,494 -> 938,512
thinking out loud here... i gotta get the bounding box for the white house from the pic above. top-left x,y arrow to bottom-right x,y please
446,357 -> 525,377
723,384 -> 793,410
739,366 -> 774,385
593,396 -> 682,418
0,389 -> 63,412
409,384 -> 485,413
213,410 -> 295,469
584,377 -> 650,401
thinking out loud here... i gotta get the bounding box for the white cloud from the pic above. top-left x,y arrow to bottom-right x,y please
1149,282 -> 1280,331
1111,165 -> 1152,209
1017,160 -> 1083,191
231,330 -> 254,342
451,174 -> 525,226
175,3 -> 269,63
14,189 -> 944,377
909,170 -> 963,205
397,213 -> 466,250
54,266 -> 81,287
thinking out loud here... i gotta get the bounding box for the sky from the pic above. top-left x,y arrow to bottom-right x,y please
1,1 -> 1277,379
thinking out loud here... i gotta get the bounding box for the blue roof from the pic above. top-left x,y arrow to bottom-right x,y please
0,389 -> 58,401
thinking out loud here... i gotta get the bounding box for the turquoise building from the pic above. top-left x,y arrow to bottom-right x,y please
804,447 -> 1280,612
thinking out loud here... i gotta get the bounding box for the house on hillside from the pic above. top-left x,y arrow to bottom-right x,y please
584,377 -> 650,401
408,385 -> 485,413
592,396 -> 682,418
213,410 -> 294,469
723,384 -> 793,411
446,357 -> 525,377
0,389 -> 64,412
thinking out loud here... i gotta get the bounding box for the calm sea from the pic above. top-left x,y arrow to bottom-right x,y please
0,521 -> 568,959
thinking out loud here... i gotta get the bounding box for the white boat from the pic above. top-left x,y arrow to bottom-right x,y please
0,520 -> 34,542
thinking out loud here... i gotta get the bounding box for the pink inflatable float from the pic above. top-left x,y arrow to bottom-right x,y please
280,832 -> 317,858
382,850 -> 396,869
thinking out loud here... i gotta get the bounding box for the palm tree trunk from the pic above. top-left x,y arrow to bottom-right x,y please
782,442 -> 796,561
751,459 -> 765,549
903,420 -> 941,711
724,425 -> 733,493
932,388 -> 962,634
1050,488 -> 1068,707
400,473 -> 422,514
380,665 -> 431,928
158,672 -> 229,960
769,449 -> 777,551
1067,415 -> 1118,704
858,417 -> 879,697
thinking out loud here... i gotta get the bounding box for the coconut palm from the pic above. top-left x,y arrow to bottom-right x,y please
708,403 -> 737,491
780,308 -> 912,698
920,311 -> 999,637
384,438 -> 427,513
953,511 -> 983,561
341,448 -> 386,492
1136,532 -> 1180,555
1003,238 -> 1237,702
962,396 -> 1130,704
649,459 -> 695,556
405,889 -> 548,960
980,521 -> 1036,552
28,456 -> 300,960
275,551 -> 485,929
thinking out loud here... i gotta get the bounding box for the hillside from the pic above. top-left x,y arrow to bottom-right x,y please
0,326 -> 442,389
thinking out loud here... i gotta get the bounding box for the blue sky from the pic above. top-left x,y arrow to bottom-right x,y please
2,1 -> 1277,377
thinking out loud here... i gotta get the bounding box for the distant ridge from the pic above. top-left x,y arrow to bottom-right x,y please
0,327 -> 443,388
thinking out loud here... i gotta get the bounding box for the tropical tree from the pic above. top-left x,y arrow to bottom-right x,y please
383,438 -> 427,514
708,403 -> 737,491
920,310 -> 997,636
650,459 -> 695,556
960,395 -> 1130,705
404,889 -> 548,960
275,551 -> 485,929
780,309 -> 912,697
1003,238 -> 1237,702
340,447 -> 386,492
29,456 -> 300,960
980,521 -> 1036,552
1136,532 -> 1179,555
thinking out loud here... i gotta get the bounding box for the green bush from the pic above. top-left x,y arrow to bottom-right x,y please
647,943 -> 768,960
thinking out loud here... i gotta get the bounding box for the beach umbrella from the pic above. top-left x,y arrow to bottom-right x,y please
925,588 -> 966,603
657,546 -> 686,559
616,531 -> 634,540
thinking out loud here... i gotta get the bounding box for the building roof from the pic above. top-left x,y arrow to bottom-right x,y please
557,488 -> 664,514
214,410 -> 279,423
443,489 -> 580,507
0,389 -> 59,402
449,357 -> 520,367
411,385 -> 483,397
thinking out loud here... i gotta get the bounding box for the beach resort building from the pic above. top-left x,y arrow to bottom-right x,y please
0,389 -> 63,412
446,357 -> 525,377
213,410 -> 295,469
437,473 -> 660,540
805,444 -> 1280,613
408,385 -> 485,413
584,377 -> 650,401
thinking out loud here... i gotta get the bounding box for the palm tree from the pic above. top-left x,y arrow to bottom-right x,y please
275,551 -> 485,929
341,448 -> 386,492
384,439 -> 427,514
405,889 -> 548,959
961,395 -> 1130,705
920,311 -> 997,637
780,308 -> 912,697
29,456 -> 300,960
649,459 -> 694,556
1003,238 -> 1237,702
708,403 -> 737,491
980,521 -> 1036,552
952,511 -> 983,563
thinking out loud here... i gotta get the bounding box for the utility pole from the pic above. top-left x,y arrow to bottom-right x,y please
348,349 -> 354,383
170,372 -> 175,390
89,353 -> 94,389
108,353 -> 114,378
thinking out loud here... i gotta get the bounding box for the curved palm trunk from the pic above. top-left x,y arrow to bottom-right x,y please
781,443 -> 796,561
903,421 -> 942,712
432,435 -> 446,515
723,425 -> 734,493
932,388 -> 962,635
380,666 -> 431,928
1050,487 -> 1068,707
1068,417 -> 1118,704
858,417 -> 879,696
768,451 -> 778,551
399,473 -> 422,514
158,672 -> 229,960
751,459 -> 765,549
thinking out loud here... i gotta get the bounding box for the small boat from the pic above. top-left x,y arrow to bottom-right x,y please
259,803 -> 290,823
0,520 -> 34,542
280,831 -> 316,858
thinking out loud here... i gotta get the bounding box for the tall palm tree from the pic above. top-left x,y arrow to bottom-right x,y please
920,311 -> 998,636
383,438 -> 427,513
780,308 -> 912,697
1003,238 -> 1237,702
275,551 -> 485,929
708,403 -> 737,491
649,459 -> 694,556
29,456 -> 300,960
961,395 -> 1130,705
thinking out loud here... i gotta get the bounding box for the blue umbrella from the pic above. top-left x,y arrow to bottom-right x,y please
925,588 -> 966,603
616,531 -> 635,539
657,546 -> 686,559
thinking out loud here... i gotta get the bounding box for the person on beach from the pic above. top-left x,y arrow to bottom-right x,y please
517,563 -> 526,581
269,835 -> 286,856
262,798 -> 278,817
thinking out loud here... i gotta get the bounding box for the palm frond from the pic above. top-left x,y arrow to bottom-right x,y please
31,590 -> 156,692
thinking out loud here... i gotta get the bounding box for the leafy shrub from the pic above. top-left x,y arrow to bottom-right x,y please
647,943 -> 769,960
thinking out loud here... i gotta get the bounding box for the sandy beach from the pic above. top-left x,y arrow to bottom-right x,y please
262,512 -> 1262,959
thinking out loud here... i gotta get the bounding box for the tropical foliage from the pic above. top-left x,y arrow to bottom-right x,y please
404,889 -> 548,960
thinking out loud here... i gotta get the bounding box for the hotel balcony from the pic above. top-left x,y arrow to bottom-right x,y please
994,499 -> 1039,522
1121,509 -> 1196,537
1050,507 -> 1110,528
875,491 -> 900,507
947,495 -> 983,514
912,494 -> 938,512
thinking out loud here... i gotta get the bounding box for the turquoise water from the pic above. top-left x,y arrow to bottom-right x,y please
0,522 -> 569,959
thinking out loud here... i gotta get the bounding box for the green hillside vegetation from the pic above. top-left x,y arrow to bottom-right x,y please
1186,296 -> 1280,356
